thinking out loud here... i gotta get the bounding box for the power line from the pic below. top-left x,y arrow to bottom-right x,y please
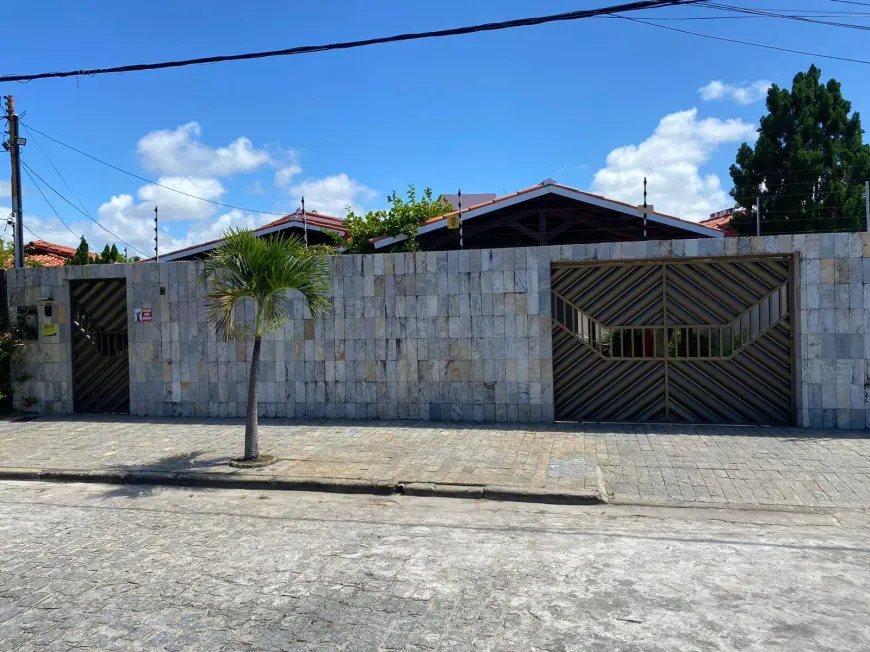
701,2 -> 870,31
22,222 -> 45,243
832,0 -> 870,7
637,12 -> 870,20
0,0 -> 702,83
20,123 -> 102,228
19,160 -> 148,256
19,162 -> 81,240
21,123 -> 287,217
615,15 -> 870,65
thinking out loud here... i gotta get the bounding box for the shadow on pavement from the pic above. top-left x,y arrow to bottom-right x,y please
94,451 -> 224,500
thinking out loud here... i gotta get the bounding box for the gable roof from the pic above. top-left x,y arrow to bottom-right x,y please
154,209 -> 347,262
373,180 -> 722,248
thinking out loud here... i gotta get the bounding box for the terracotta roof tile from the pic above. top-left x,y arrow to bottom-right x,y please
152,209 -> 347,261
700,210 -> 741,237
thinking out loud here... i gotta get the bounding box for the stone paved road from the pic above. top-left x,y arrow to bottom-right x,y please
1,481 -> 869,651
3,416 -> 870,508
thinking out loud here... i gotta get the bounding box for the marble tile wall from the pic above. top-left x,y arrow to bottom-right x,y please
7,232 -> 870,428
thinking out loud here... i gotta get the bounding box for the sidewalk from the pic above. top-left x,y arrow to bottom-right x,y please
2,415 -> 870,509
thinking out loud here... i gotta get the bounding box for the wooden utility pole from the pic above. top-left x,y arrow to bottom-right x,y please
4,96 -> 24,267
153,206 -> 159,261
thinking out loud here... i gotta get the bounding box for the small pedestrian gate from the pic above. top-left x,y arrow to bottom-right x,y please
70,280 -> 130,414
551,256 -> 796,425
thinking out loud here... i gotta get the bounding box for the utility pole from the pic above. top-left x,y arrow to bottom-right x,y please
301,196 -> 307,246
153,206 -> 159,261
4,96 -> 24,268
756,196 -> 761,236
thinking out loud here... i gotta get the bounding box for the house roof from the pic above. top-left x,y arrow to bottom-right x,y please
16,240 -> 95,267
700,208 -> 741,237
373,180 -> 723,248
154,209 -> 347,262
25,240 -> 78,257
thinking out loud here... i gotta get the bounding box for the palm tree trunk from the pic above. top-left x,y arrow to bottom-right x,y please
244,310 -> 263,460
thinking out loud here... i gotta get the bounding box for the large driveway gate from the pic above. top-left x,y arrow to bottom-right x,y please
551,256 -> 796,425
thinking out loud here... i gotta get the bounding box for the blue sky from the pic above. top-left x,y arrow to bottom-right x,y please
2,0 -> 869,257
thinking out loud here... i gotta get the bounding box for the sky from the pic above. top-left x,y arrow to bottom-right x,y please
1,0 -> 869,258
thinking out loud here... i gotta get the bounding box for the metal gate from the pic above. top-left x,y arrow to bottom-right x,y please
551,256 -> 796,425
70,280 -> 130,414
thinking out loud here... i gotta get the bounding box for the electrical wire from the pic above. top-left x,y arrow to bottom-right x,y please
701,2 -> 870,31
21,123 -> 287,217
0,0 -> 703,83
20,123 -> 104,231
637,12 -> 870,20
832,0 -> 870,7
614,14 -> 870,65
22,223 -> 45,242
19,162 -> 82,239
19,160 -> 148,256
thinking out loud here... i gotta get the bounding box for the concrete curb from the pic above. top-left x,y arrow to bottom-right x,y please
0,467 -> 608,505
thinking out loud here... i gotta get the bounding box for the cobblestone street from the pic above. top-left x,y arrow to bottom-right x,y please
2,480 -> 869,651
3,416 -> 870,508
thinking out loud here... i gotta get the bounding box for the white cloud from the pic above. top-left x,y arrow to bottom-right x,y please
163,209 -> 260,251
137,122 -> 272,177
88,176 -> 225,254
590,108 -> 756,222
288,173 -> 376,216
699,80 -> 771,105
0,180 -> 9,197
274,163 -> 303,189
137,177 -> 225,221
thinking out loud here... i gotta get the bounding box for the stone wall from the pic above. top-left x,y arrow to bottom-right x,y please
6,232 -> 870,428
6,248 -> 554,422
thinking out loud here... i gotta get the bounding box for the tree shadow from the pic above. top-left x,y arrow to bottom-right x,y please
93,451 -> 226,500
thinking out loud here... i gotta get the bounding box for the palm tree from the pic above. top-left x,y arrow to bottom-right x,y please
202,229 -> 331,465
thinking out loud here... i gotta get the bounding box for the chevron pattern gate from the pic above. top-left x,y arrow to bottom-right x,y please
70,280 -> 130,414
551,256 -> 796,425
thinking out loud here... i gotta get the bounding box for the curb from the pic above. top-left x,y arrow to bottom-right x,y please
0,468 -> 607,505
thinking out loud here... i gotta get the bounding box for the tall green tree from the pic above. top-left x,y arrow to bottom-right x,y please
201,229 -> 331,464
730,65 -> 870,235
64,237 -> 92,266
96,243 -> 125,264
343,185 -> 452,253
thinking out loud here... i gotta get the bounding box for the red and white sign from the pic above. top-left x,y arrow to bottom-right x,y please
141,309 -> 152,322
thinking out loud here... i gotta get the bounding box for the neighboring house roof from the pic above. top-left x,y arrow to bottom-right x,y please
154,209 -> 347,262
17,240 -> 95,267
373,179 -> 723,249
701,208 -> 742,237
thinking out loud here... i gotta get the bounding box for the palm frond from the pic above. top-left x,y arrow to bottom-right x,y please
202,229 -> 332,340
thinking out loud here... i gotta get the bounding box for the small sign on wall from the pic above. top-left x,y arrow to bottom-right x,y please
134,308 -> 153,323
42,324 -> 57,336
